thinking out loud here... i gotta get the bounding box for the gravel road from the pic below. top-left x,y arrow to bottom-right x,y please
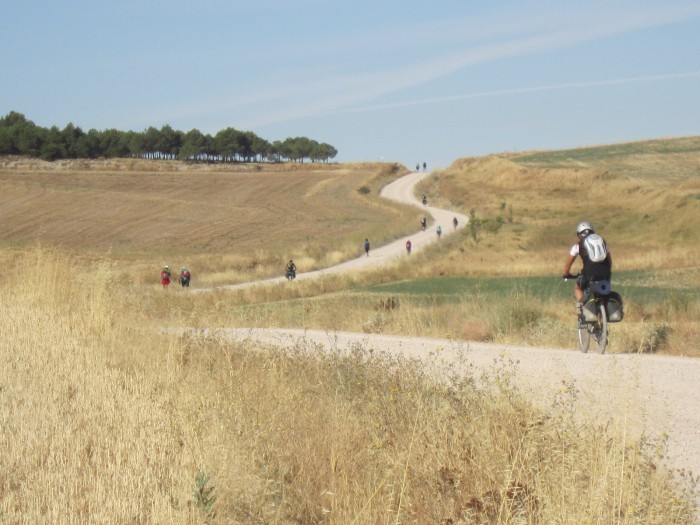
195,171 -> 700,513
195,171 -> 470,292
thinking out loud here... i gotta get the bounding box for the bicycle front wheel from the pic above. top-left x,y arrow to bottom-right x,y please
593,304 -> 608,354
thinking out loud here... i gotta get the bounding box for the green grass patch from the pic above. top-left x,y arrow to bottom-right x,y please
364,270 -> 699,306
512,137 -> 700,168
364,274 -> 571,303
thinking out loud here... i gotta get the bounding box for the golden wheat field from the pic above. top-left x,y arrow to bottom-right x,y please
0,158 -> 416,284
1,142 -> 699,523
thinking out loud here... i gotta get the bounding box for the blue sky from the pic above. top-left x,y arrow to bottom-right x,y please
2,0 -> 699,168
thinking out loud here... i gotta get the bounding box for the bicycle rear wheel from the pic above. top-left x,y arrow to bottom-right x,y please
593,305 -> 608,354
578,316 -> 590,353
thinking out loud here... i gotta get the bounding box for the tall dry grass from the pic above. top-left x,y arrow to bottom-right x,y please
0,246 -> 198,522
1,246 -> 696,523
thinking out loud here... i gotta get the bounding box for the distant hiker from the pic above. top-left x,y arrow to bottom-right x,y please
422,195 -> 427,206
364,238 -> 370,256
160,266 -> 171,288
406,239 -> 412,255
421,217 -> 427,230
453,217 -> 458,230
416,163 -> 420,172
423,162 -> 427,172
179,267 -> 190,287
436,225 -> 442,239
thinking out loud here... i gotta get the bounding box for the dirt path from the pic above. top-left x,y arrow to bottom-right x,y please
194,171 -> 470,292
190,170 -> 700,513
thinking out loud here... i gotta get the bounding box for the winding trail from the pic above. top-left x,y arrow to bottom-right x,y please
194,171 -> 470,292
190,170 -> 700,515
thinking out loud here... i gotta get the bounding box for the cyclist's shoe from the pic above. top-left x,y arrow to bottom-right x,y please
577,314 -> 587,329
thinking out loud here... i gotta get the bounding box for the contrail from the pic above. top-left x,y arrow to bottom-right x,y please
328,71 -> 700,115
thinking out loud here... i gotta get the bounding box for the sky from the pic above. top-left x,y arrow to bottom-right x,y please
2,0 -> 700,169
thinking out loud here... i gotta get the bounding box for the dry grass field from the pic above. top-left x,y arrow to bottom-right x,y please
0,157 -> 414,285
1,245 -> 695,523
1,142 -> 699,523
417,136 -> 700,275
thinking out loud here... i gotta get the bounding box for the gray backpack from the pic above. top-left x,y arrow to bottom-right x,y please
583,233 -> 608,262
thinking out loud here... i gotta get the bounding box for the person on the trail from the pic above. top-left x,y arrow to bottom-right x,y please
423,162 -> 427,172
160,266 -> 171,288
563,220 -> 612,304
286,259 -> 297,280
416,163 -> 420,172
364,238 -> 370,256
453,217 -> 458,230
406,239 -> 412,255
179,267 -> 191,287
436,225 -> 442,239
421,217 -> 427,230
422,194 -> 427,206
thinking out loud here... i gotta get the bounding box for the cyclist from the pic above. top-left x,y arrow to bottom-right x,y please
405,239 -> 412,255
286,259 -> 296,279
563,221 -> 612,303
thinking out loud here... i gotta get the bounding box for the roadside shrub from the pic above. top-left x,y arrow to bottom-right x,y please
617,322 -> 672,353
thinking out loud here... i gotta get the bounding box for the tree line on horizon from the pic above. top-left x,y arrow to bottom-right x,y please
0,111 -> 338,163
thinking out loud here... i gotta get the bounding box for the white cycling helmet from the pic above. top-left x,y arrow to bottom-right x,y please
576,221 -> 595,236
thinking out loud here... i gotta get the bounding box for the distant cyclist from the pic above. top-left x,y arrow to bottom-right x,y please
453,217 -> 458,230
421,217 -> 427,231
286,259 -> 297,280
406,239 -> 412,255
436,225 -> 442,239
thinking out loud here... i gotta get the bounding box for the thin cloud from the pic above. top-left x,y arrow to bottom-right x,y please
235,3 -> 700,129
325,71 -> 700,115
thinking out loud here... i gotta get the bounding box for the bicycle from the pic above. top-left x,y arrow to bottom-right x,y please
563,275 -> 617,354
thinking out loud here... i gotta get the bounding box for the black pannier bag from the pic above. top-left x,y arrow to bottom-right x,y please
581,299 -> 598,322
607,291 -> 624,322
